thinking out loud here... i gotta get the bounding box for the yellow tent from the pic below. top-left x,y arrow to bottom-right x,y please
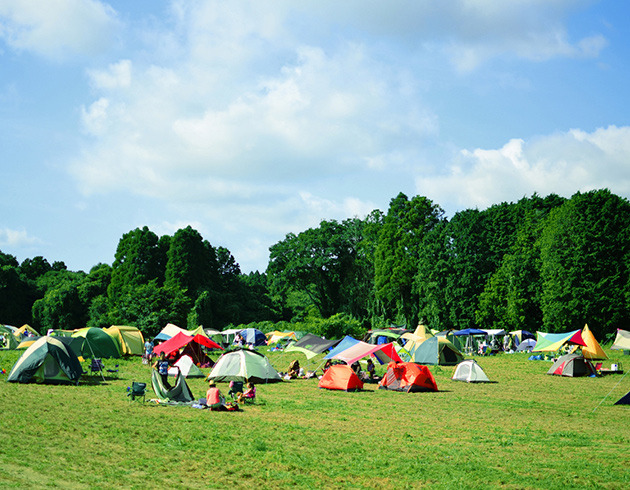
104,326 -> 144,356
580,324 -> 608,360
15,324 -> 39,340
266,331 -> 297,344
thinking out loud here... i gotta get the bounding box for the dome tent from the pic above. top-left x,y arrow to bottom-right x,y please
379,362 -> 438,392
547,353 -> 595,377
412,336 -> 464,366
207,348 -> 281,384
72,327 -> 121,359
8,336 -> 82,384
452,360 -> 491,383
318,364 -> 363,392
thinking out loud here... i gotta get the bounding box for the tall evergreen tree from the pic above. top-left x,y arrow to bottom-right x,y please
374,193 -> 444,327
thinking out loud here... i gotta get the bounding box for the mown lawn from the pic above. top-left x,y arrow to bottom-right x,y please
1,348 -> 629,489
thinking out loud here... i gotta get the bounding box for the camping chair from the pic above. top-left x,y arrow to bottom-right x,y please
127,382 -> 147,403
228,381 -> 244,400
90,358 -> 104,375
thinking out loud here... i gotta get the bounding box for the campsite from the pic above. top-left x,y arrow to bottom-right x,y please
1,330 -> 630,489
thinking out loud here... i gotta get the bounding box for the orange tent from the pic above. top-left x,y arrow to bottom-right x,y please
379,362 -> 438,392
318,364 -> 363,391
580,324 -> 608,360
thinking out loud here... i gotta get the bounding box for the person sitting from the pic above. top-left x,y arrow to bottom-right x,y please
237,382 -> 256,403
206,380 -> 227,411
366,359 -> 376,380
287,359 -> 300,378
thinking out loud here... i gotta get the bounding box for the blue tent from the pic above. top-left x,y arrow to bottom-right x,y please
238,328 -> 267,347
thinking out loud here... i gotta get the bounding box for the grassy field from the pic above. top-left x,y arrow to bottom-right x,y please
1,346 -> 629,489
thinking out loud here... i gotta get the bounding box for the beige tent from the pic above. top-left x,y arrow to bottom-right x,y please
104,326 -> 144,356
580,324 -> 608,360
401,324 -> 433,355
611,329 -> 630,351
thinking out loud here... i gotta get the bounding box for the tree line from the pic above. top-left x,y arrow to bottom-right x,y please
2,189 -> 629,340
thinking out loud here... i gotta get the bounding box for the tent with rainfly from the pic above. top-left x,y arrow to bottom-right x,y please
168,355 -> 205,378
547,353 -> 595,377
104,326 -> 144,356
0,325 -> 19,350
452,359 -> 491,383
71,327 -> 121,359
318,364 -> 363,391
8,336 -> 83,384
379,362 -> 438,392
207,348 -> 281,384
412,336 -> 464,366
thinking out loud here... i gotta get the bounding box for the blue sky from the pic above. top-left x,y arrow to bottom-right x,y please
1,0 -> 629,273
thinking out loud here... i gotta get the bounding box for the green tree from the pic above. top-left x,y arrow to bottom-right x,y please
539,189 -> 630,338
108,227 -> 166,300
165,226 -> 218,299
267,218 -> 368,319
375,193 -> 444,327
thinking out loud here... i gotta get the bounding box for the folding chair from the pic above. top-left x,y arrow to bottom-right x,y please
127,382 -> 147,403
90,358 -> 104,375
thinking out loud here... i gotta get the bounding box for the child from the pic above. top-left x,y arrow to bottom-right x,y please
237,382 -> 256,403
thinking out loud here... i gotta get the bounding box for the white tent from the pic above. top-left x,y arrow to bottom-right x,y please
611,329 -> 630,351
168,355 -> 204,378
516,338 -> 536,352
452,359 -> 491,383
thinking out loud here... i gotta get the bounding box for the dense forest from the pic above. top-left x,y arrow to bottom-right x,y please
2,189 -> 629,341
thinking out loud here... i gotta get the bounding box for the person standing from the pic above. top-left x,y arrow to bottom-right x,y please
152,352 -> 171,389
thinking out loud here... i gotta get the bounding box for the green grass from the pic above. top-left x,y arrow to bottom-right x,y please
1,348 -> 630,489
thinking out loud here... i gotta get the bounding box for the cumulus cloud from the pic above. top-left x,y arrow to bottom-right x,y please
0,0 -> 120,60
0,227 -> 40,248
418,126 -> 630,213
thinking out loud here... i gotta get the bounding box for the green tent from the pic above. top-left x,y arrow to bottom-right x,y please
412,336 -> 465,366
151,369 -> 194,402
8,336 -> 82,384
72,328 -> 121,359
207,348 -> 282,384
1,325 -> 18,350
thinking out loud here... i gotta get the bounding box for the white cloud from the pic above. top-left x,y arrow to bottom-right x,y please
0,0 -> 120,60
87,59 -> 132,89
418,126 -> 630,213
0,227 -> 40,247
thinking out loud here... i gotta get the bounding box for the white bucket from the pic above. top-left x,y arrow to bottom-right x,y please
611,363 -> 618,371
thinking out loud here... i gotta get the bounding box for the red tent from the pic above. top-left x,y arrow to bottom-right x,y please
154,332 -> 222,357
379,362 -> 438,392
318,364 -> 363,391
